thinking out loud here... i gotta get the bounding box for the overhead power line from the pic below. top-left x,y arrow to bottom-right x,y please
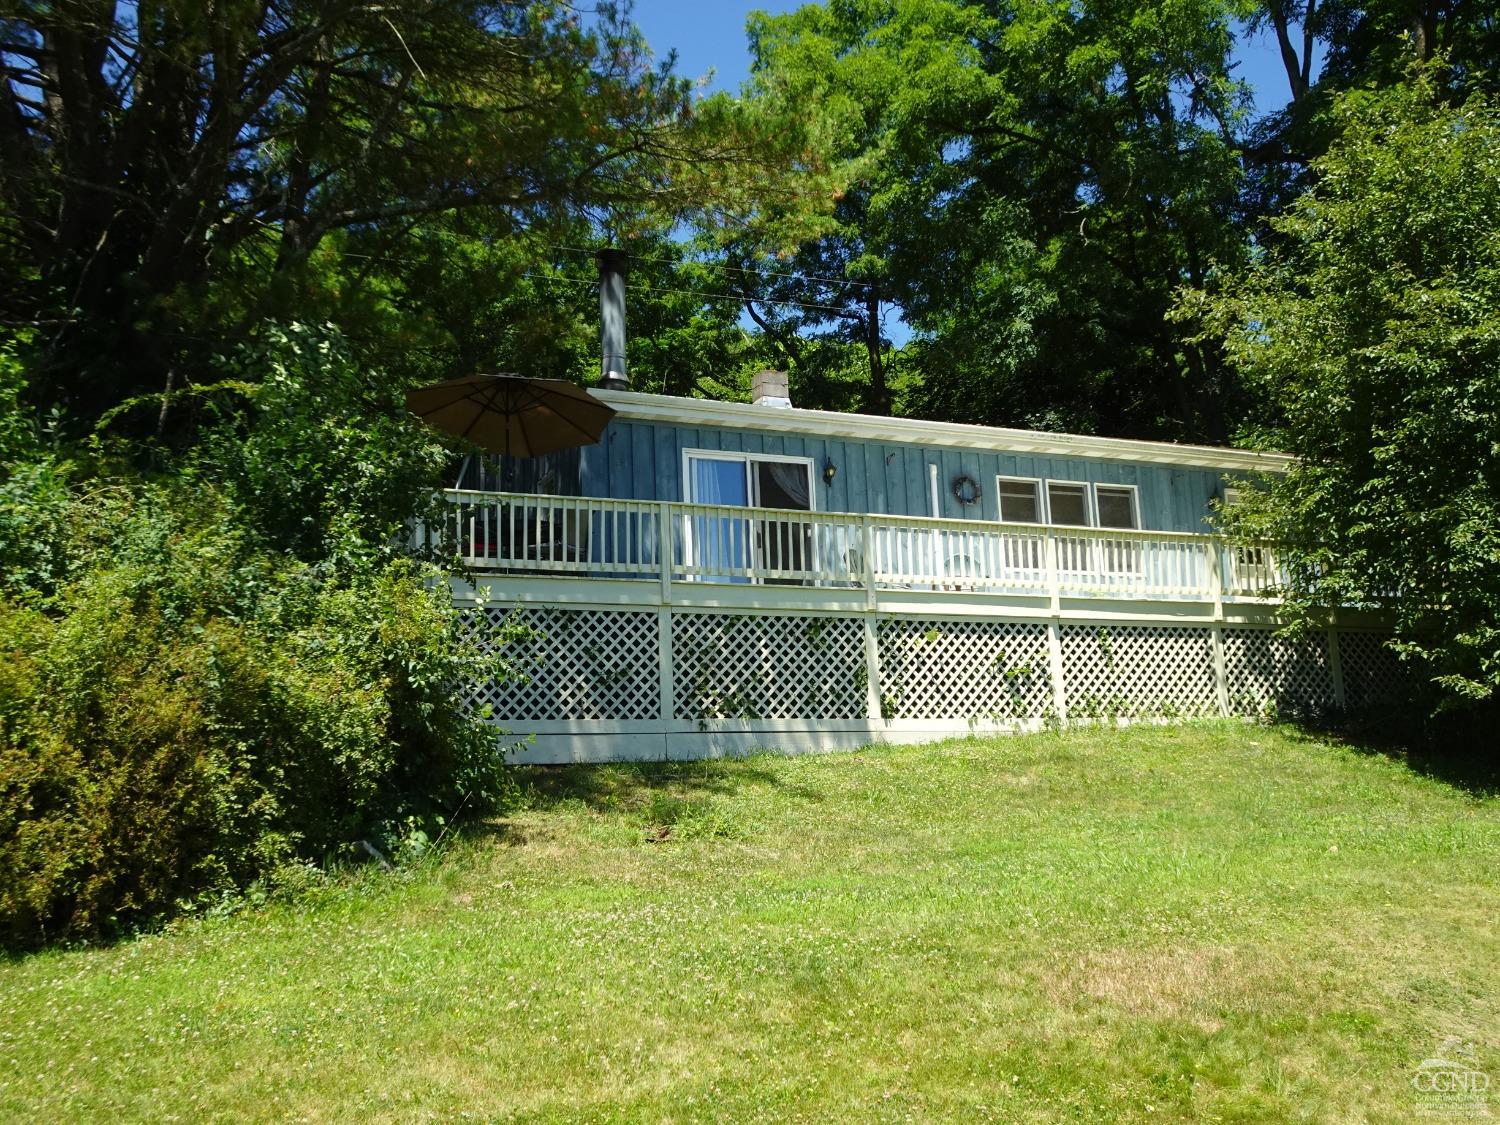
340,245 -> 870,305
522,272 -> 863,318
549,244 -> 867,292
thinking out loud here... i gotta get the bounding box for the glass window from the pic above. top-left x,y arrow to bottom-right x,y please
685,456 -> 751,583
756,460 -> 812,512
1095,485 -> 1138,530
1047,481 -> 1090,526
688,455 -> 749,507
998,478 -> 1042,523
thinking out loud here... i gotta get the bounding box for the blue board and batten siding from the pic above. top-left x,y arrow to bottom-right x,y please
577,420 -> 1229,535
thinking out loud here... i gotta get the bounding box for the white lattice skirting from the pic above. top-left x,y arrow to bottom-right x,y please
461,605 -> 1407,762
878,619 -> 1053,722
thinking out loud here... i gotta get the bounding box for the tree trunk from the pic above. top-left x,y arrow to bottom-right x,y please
1269,2 -> 1311,103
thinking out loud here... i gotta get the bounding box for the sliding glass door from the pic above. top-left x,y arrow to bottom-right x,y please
684,452 -> 814,582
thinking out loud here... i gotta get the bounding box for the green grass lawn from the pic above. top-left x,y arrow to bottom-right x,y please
2,723 -> 1496,1123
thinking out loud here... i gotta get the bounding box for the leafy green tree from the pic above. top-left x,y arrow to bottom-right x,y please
339,229 -> 775,399
1249,0 -> 1499,105
1189,75 -> 1500,708
738,0 -> 1253,439
1239,0 -> 1500,220
714,224 -> 898,415
0,1 -> 805,428
612,240 -> 770,400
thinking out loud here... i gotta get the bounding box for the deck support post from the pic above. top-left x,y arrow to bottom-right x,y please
859,516 -> 884,721
1207,539 -> 1230,716
656,508 -> 676,742
1328,624 -> 1347,710
1209,624 -> 1229,717
862,616 -> 883,723
1044,534 -> 1068,724
657,606 -> 675,731
1046,622 -> 1067,725
859,515 -> 877,612
657,505 -> 673,602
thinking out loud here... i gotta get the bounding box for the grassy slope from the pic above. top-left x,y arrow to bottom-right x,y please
1,723 -> 1495,1123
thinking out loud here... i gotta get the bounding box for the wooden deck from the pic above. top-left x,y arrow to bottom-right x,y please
429,491 -> 1399,763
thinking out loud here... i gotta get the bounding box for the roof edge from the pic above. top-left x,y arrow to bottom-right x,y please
592,390 -> 1293,473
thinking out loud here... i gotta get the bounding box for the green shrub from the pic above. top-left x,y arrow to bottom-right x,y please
196,323 -> 454,563
0,324 -> 523,949
0,494 -> 519,948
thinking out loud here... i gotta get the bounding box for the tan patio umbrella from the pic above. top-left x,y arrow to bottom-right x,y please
404,373 -> 615,457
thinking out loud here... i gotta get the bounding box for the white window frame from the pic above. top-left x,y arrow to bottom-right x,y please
1016,478 -> 1145,577
1041,478 -> 1091,576
1218,484 -> 1275,589
1090,483 -> 1144,577
987,478 -> 1143,532
1043,478 -> 1094,528
1092,482 -> 1141,531
995,475 -> 1045,524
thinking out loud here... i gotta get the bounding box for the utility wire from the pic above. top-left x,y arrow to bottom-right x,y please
522,272 -> 862,317
341,245 -> 869,302
550,243 -> 867,292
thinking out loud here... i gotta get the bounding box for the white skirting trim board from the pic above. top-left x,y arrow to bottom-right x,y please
504,720 -> 1053,765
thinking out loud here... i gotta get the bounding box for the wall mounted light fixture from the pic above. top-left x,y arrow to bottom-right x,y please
823,458 -> 838,487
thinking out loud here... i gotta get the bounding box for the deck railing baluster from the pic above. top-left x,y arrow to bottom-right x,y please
432,490 -> 1290,605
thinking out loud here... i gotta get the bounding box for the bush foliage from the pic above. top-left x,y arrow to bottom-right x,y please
0,328 -> 519,949
1192,74 -> 1500,715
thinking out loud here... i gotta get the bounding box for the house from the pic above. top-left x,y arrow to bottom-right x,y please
434,257 -> 1401,763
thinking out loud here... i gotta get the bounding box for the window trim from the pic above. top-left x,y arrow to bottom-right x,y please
1092,482 -> 1141,531
1043,478 -> 1094,528
995,475 -> 1045,524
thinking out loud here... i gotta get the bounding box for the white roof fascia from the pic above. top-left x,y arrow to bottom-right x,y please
592,390 -> 1294,474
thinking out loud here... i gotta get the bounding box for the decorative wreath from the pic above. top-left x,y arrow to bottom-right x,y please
951,473 -> 982,506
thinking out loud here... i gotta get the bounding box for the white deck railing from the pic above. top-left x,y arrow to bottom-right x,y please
427,489 -> 1286,603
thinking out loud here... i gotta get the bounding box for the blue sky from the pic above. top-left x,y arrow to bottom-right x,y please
631,1 -> 1309,115
632,1 -> 799,92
